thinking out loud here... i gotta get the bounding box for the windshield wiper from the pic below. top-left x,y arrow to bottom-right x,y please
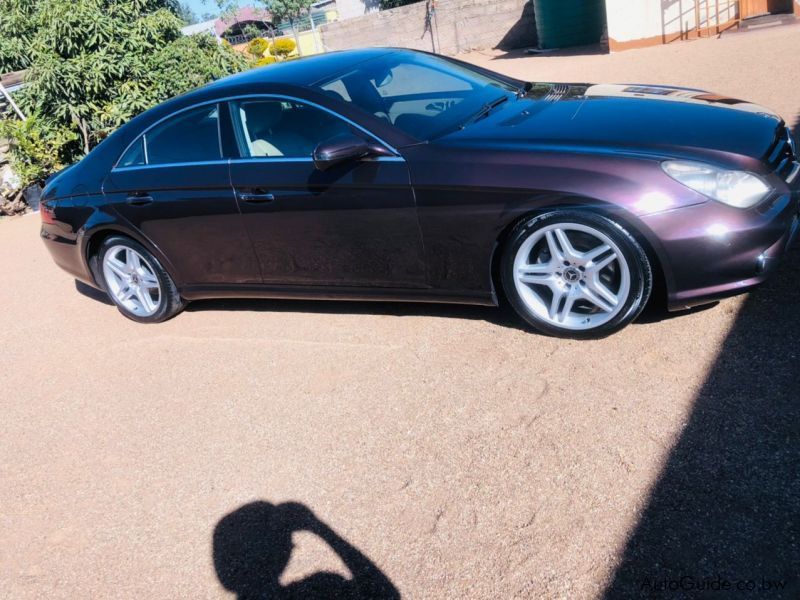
516,81 -> 533,98
461,95 -> 510,129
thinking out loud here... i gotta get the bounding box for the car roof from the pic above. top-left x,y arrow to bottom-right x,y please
47,49 -> 421,197
206,47 -> 402,90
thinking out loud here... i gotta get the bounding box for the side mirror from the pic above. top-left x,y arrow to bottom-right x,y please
312,133 -> 374,171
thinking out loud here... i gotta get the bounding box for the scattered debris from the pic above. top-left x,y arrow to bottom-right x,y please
0,160 -> 28,216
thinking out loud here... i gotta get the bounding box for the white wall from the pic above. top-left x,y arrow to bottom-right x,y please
335,0 -> 379,21
606,0 -> 738,46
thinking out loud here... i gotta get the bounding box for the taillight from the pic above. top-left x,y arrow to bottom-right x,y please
40,202 -> 56,224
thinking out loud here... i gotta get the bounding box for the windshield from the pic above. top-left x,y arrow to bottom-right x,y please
313,52 -> 518,141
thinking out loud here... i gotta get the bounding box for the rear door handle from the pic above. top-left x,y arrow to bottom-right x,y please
238,191 -> 275,204
126,194 -> 153,206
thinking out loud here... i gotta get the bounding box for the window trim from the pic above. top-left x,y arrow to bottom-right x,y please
116,103 -> 223,170
230,98 -> 366,160
117,135 -> 147,169
113,94 -> 401,171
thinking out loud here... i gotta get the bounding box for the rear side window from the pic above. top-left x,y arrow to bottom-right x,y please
118,137 -> 145,167
146,105 -> 220,164
118,104 -> 221,167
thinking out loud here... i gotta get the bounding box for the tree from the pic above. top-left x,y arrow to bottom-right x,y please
265,0 -> 314,55
0,0 -> 249,187
175,1 -> 200,24
0,0 -> 39,72
268,0 -> 315,23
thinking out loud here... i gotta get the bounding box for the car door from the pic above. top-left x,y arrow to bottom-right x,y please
103,103 -> 261,286
227,97 -> 426,289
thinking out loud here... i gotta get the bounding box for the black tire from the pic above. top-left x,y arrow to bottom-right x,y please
500,211 -> 652,339
97,235 -> 186,323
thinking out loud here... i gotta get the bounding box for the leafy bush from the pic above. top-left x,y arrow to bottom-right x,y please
255,55 -> 277,67
0,116 -> 77,187
270,38 -> 297,57
247,37 -> 269,58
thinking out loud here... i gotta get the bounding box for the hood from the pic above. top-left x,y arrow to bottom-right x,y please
440,83 -> 784,168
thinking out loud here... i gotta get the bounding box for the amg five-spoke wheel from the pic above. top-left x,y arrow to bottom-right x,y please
502,211 -> 652,339
97,236 -> 185,323
103,246 -> 162,316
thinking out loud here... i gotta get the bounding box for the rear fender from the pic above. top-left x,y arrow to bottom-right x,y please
80,207 -> 182,288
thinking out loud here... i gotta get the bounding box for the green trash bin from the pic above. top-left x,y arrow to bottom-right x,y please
533,0 -> 606,50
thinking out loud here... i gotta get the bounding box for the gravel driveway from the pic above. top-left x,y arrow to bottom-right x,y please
1,25 -> 799,599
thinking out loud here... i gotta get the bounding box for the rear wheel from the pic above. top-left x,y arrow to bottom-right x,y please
98,236 -> 185,323
501,211 -> 652,339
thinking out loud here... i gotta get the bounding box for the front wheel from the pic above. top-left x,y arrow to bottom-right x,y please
501,211 -> 652,339
98,235 -> 185,323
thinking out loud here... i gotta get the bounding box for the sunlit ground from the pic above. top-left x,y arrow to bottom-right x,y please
1,24 -> 799,599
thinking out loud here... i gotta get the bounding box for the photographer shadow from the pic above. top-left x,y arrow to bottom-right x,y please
213,501 -> 400,599
603,244 -> 800,596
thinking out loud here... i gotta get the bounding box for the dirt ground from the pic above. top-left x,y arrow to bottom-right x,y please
1,25 -> 799,599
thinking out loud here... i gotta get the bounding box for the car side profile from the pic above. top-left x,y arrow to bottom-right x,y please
41,48 -> 799,338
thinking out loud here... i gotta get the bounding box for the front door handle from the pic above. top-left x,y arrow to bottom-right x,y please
238,190 -> 275,204
126,193 -> 153,206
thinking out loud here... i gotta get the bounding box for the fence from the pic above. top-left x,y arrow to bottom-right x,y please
319,0 -> 537,56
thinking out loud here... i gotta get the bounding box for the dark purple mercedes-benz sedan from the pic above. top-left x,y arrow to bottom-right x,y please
40,48 -> 799,338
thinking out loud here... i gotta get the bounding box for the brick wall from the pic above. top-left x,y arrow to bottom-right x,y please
320,0 -> 536,56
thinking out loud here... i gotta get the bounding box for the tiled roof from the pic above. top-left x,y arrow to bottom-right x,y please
0,70 -> 26,90
215,7 -> 274,37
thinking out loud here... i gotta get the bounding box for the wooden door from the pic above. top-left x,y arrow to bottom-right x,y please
740,0 -> 769,18
740,0 -> 792,18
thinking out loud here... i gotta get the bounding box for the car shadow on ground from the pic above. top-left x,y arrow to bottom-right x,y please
76,278 -> 716,331
603,243 -> 800,598
635,299 -> 719,324
186,295 -> 531,329
213,501 -> 400,599
75,278 -> 526,328
75,280 -> 113,305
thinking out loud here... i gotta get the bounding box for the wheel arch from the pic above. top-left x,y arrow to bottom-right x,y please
489,200 -> 672,309
82,222 -> 181,289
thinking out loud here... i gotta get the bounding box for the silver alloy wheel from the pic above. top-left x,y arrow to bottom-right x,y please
102,245 -> 162,317
513,223 -> 631,331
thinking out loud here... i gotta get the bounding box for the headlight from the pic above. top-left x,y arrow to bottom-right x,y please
662,160 -> 771,208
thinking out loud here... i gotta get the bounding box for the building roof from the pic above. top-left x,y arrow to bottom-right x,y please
214,7 -> 274,37
180,19 -> 219,37
0,70 -> 26,92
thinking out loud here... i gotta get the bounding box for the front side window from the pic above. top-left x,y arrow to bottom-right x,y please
230,99 -> 352,159
314,53 -> 517,141
118,104 -> 221,168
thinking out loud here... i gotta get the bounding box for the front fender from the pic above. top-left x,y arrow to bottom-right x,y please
490,196 -> 678,303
